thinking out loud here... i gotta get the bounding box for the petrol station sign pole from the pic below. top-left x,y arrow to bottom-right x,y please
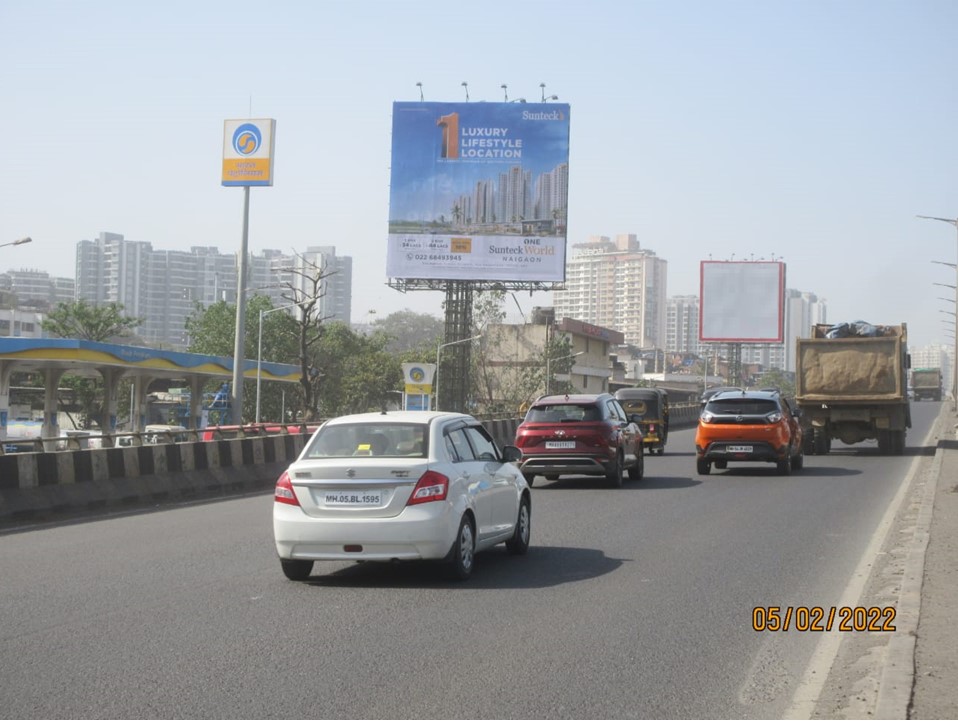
222,118 -> 276,423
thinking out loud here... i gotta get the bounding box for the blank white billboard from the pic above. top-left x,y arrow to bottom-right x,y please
699,261 -> 785,342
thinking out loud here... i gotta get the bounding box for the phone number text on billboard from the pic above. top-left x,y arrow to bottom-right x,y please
386,234 -> 566,282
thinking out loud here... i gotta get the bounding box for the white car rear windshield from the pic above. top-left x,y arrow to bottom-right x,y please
304,423 -> 428,458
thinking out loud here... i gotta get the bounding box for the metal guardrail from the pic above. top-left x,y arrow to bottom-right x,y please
0,422 -> 320,455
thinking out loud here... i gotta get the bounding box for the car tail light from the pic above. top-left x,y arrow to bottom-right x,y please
407,470 -> 449,505
274,471 -> 301,507
766,411 -> 783,423
700,411 -> 715,423
647,423 -> 657,434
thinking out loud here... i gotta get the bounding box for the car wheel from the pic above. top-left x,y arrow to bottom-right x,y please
445,515 -> 476,581
696,458 -> 711,475
545,474 -> 559,481
628,449 -> 644,480
505,496 -> 531,555
777,451 -> 793,476
280,559 -> 313,581
523,472 -> 536,487
606,453 -> 624,487
792,445 -> 804,470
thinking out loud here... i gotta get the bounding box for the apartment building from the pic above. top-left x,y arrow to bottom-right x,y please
74,232 -> 353,349
553,234 -> 667,350
0,269 -> 74,310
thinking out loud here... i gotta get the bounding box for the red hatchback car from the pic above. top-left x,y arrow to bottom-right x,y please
513,393 -> 644,487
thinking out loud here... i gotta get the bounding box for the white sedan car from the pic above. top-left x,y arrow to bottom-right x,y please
273,411 -> 531,581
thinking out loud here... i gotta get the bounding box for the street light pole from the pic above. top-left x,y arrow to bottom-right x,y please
546,351 -> 584,395
917,215 -> 958,411
435,335 -> 481,412
0,237 -> 32,249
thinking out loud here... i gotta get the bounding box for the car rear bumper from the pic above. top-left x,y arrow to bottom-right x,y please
699,441 -> 784,463
273,502 -> 457,561
518,453 -> 613,477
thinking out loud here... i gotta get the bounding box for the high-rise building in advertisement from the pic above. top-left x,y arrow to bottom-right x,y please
74,232 -> 353,349
553,235 -> 667,350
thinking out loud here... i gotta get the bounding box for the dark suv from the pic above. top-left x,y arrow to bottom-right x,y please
695,389 -> 804,475
513,393 -> 644,487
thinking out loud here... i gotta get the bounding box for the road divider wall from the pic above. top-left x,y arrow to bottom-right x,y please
0,408 -> 701,525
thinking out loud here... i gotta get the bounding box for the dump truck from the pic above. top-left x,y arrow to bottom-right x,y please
911,367 -> 942,402
795,322 -> 911,455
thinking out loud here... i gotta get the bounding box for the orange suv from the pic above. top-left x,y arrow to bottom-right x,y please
695,389 -> 804,475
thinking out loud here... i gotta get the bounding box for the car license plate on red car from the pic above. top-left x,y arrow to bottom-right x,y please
727,445 -> 752,453
545,441 -> 575,449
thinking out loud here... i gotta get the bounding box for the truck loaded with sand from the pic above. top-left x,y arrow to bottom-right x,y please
795,321 -> 911,455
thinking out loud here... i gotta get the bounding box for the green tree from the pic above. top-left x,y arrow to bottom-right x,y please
185,295 -> 300,423
755,368 -> 796,398
41,299 -> 142,342
371,310 -> 444,355
312,322 -> 402,417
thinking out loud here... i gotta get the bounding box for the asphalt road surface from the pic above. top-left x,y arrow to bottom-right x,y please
0,403 -> 939,719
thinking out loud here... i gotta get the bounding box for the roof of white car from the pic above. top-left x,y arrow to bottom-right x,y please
322,411 -> 475,426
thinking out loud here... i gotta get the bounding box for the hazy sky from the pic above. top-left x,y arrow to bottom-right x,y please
3,0 -> 958,350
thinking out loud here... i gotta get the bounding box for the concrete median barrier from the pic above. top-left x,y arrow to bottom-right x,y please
0,433 -> 310,527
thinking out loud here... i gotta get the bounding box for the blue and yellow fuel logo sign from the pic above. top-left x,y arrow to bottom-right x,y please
222,118 -> 276,187
409,367 -> 426,383
232,123 -> 262,155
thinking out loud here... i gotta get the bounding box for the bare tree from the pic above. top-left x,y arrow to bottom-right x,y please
279,253 -> 336,421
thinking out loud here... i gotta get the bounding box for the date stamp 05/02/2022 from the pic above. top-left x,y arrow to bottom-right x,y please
752,606 -> 897,632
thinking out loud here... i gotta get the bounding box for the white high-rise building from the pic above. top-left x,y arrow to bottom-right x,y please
553,235 -> 667,350
666,295 -> 701,356
74,233 -> 353,349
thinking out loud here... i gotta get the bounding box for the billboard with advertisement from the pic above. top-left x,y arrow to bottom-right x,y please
387,101 -> 571,282
222,118 -> 276,187
699,261 -> 785,342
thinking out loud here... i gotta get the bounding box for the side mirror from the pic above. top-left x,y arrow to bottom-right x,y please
502,445 -> 522,463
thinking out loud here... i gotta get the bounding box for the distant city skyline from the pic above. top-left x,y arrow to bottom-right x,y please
3,2 -> 957,350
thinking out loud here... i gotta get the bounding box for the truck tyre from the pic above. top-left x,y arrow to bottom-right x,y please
893,430 -> 906,455
813,429 -> 829,455
878,430 -> 892,455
